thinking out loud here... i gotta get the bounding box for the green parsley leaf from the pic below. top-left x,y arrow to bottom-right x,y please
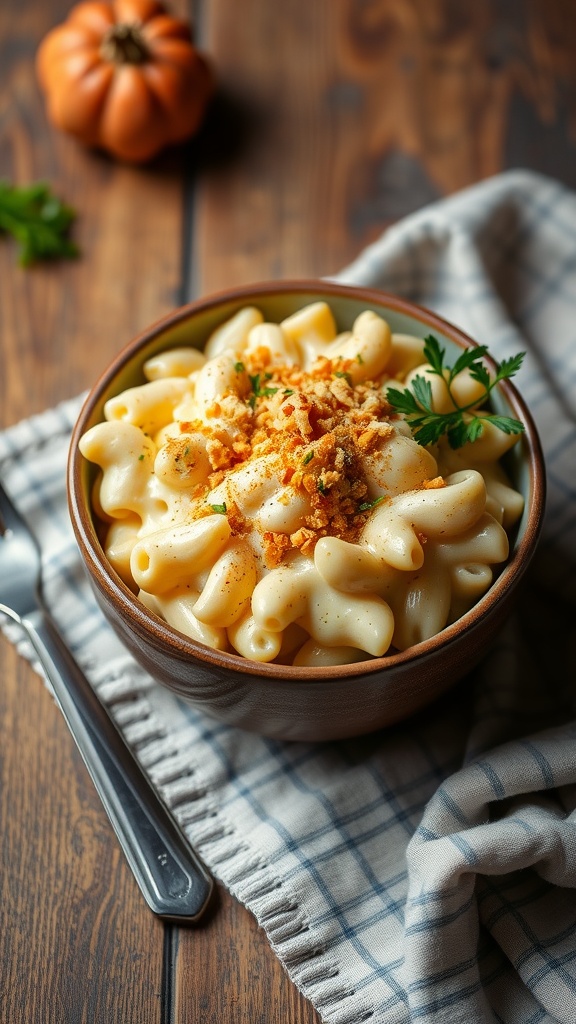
302,450 -> 314,466
494,353 -> 525,383
468,361 -> 491,391
234,361 -> 245,373
0,180 -> 79,266
449,344 -> 489,382
486,414 -> 525,435
387,334 -> 526,449
409,417 -> 448,448
385,386 -> 422,416
208,502 -> 227,515
411,375 -> 434,413
422,335 -> 446,376
446,419 -> 474,449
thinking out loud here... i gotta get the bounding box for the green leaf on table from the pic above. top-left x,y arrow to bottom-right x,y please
0,181 -> 79,266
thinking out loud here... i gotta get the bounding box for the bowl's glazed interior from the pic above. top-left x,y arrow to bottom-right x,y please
68,281 -> 545,740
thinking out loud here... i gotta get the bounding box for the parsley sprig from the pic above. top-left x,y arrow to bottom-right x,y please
0,181 -> 79,266
386,335 -> 525,449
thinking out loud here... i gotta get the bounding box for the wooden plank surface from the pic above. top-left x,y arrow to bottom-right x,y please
0,643 -> 167,1023
1,0 -> 576,1022
0,0 -> 188,422
175,890 -> 320,1023
194,0 -> 576,294
0,2 -> 185,1021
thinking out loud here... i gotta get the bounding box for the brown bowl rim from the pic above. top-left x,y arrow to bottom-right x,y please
67,279 -> 546,685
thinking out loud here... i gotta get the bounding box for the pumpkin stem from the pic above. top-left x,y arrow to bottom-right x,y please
101,23 -> 150,65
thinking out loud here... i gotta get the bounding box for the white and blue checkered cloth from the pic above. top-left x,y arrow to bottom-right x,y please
2,169 -> 576,1024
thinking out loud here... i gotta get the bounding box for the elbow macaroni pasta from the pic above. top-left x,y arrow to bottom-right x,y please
79,301 -> 525,666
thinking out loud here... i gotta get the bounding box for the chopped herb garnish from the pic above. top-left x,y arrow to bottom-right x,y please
334,370 -> 353,385
283,389 -> 294,396
358,496 -> 385,512
0,180 -> 79,266
234,361 -> 245,373
183,445 -> 190,456
356,352 -> 364,364
247,373 -> 279,408
208,502 -> 227,515
317,479 -> 326,494
138,453 -> 145,461
302,450 -> 314,466
386,335 -> 525,449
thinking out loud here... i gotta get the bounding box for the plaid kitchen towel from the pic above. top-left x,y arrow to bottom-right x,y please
2,168 -> 576,1024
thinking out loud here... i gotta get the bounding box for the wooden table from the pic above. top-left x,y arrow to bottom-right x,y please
1,2 -> 576,1020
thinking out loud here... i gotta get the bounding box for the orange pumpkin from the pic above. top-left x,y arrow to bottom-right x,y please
36,0 -> 214,163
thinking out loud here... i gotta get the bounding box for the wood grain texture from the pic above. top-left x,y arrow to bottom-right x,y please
0,636 -> 166,1023
0,0 -> 187,427
175,887 -> 321,1023
0,1 -> 182,1020
2,0 -> 576,1021
193,0 -> 576,295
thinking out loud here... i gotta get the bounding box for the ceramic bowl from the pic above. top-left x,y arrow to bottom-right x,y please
67,280 -> 545,741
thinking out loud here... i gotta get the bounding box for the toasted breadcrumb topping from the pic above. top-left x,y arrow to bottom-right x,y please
185,352 -> 411,566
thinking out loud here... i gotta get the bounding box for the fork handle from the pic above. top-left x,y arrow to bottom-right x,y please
22,607 -> 214,923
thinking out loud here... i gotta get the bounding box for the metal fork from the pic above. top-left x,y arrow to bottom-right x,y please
0,478 -> 213,923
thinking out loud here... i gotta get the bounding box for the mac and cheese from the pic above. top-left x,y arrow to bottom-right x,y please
79,301 -> 524,666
